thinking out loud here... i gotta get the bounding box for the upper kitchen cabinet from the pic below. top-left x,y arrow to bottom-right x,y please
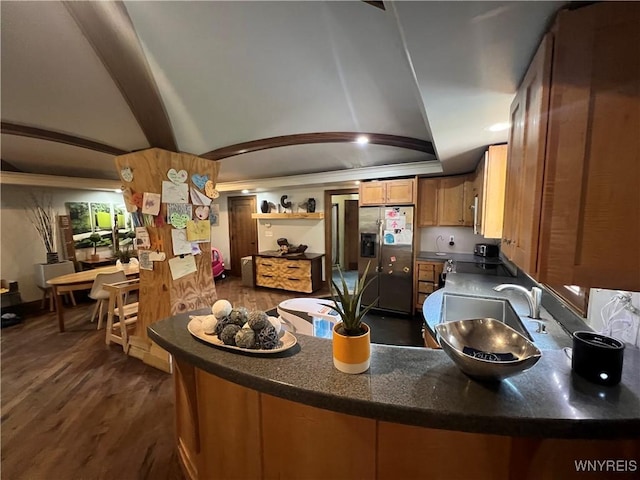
504,2 -> 639,291
417,174 -> 473,227
417,178 -> 438,226
473,145 -> 508,239
437,175 -> 473,226
502,33 -> 552,275
537,2 -> 640,291
359,179 -> 416,206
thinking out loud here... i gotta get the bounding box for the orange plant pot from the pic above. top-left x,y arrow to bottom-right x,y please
332,322 -> 371,374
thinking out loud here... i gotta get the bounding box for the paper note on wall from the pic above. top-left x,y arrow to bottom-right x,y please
162,181 -> 189,204
168,255 -> 197,280
135,227 -> 151,249
141,193 -> 161,215
171,229 -> 193,256
139,251 -> 153,271
186,220 -> 211,242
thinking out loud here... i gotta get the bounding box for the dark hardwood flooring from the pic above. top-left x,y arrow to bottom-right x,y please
0,277 -> 330,480
1,276 -> 421,479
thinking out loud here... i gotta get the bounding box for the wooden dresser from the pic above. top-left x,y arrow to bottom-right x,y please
253,253 -> 324,293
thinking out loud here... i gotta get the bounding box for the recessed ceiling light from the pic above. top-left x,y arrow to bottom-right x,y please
241,189 -> 249,194
356,135 -> 369,144
355,181 -> 361,185
487,122 -> 510,132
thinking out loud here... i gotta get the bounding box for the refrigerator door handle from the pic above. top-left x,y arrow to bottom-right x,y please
377,217 -> 384,272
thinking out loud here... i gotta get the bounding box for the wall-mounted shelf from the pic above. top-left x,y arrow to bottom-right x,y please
251,212 -> 324,220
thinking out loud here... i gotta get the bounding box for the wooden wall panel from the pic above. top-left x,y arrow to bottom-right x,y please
196,372 -> 262,480
261,393 -> 376,479
114,148 -> 220,346
377,422 -> 511,480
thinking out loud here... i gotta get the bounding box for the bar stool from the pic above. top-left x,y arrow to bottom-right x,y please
103,278 -> 139,353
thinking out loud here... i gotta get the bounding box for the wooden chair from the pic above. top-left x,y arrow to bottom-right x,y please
88,271 -> 127,329
103,279 -> 139,353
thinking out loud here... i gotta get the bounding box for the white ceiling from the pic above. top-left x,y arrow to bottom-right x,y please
0,0 -> 565,191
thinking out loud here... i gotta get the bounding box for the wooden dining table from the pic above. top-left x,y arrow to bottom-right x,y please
47,264 -> 139,332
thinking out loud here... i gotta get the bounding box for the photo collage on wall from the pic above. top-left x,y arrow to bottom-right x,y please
65,202 -> 131,250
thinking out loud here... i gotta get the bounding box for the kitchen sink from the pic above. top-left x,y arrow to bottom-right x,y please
440,293 -> 532,340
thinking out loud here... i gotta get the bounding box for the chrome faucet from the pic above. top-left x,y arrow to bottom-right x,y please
493,284 -> 542,319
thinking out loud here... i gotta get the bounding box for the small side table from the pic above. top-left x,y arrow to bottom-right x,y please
79,257 -> 117,270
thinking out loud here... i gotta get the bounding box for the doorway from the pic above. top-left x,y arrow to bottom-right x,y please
324,189 -> 359,292
228,196 -> 258,277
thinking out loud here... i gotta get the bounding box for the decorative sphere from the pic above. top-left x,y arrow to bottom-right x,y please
248,310 -> 269,331
229,307 -> 249,326
201,315 -> 218,334
214,317 -> 232,337
235,328 -> 256,349
257,324 -> 280,350
220,324 -> 241,345
212,299 -> 233,319
267,316 -> 282,335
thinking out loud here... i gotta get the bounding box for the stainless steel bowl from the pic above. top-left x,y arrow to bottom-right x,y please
435,318 -> 542,381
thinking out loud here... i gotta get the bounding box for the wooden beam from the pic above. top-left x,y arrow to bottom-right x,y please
0,159 -> 22,172
1,122 -> 127,156
201,132 -> 435,161
64,1 -> 178,151
363,1 -> 386,11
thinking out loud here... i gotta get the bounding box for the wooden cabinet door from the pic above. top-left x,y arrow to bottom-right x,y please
474,153 -> 486,235
385,179 -> 415,204
503,34 -> 553,275
359,182 -> 386,206
462,174 -> 474,227
537,3 -> 640,291
437,176 -> 466,226
482,145 -> 507,239
417,178 -> 438,227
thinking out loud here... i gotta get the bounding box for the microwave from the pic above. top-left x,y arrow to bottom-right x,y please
474,243 -> 499,257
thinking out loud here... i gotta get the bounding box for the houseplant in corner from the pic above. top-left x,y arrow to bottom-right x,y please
330,262 -> 376,374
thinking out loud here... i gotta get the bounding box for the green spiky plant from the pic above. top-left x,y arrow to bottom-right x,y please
331,261 -> 377,336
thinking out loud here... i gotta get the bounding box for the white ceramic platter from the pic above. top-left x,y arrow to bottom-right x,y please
187,318 -> 297,354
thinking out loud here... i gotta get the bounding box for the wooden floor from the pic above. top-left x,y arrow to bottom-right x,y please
0,276 -> 329,480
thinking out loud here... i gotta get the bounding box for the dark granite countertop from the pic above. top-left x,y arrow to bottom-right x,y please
149,310 -> 640,439
422,273 -> 574,351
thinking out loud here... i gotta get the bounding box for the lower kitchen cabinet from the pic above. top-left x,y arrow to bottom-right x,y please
254,253 -> 324,293
414,260 -> 443,313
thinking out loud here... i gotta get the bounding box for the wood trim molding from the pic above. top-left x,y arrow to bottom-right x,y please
201,132 -> 435,161
1,122 -> 127,156
64,1 -> 178,151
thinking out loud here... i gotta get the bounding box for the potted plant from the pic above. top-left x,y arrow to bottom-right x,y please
115,231 -> 136,266
88,233 -> 102,261
330,262 -> 376,374
26,193 -> 58,264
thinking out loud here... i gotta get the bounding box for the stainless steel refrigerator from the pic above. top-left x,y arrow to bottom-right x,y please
358,206 -> 414,314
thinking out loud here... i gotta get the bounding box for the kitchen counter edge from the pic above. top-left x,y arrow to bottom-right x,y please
149,313 -> 640,440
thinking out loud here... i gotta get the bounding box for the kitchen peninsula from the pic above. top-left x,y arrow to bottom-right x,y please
150,308 -> 640,480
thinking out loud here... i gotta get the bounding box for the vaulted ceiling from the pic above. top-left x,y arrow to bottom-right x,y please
1,1 -> 564,191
